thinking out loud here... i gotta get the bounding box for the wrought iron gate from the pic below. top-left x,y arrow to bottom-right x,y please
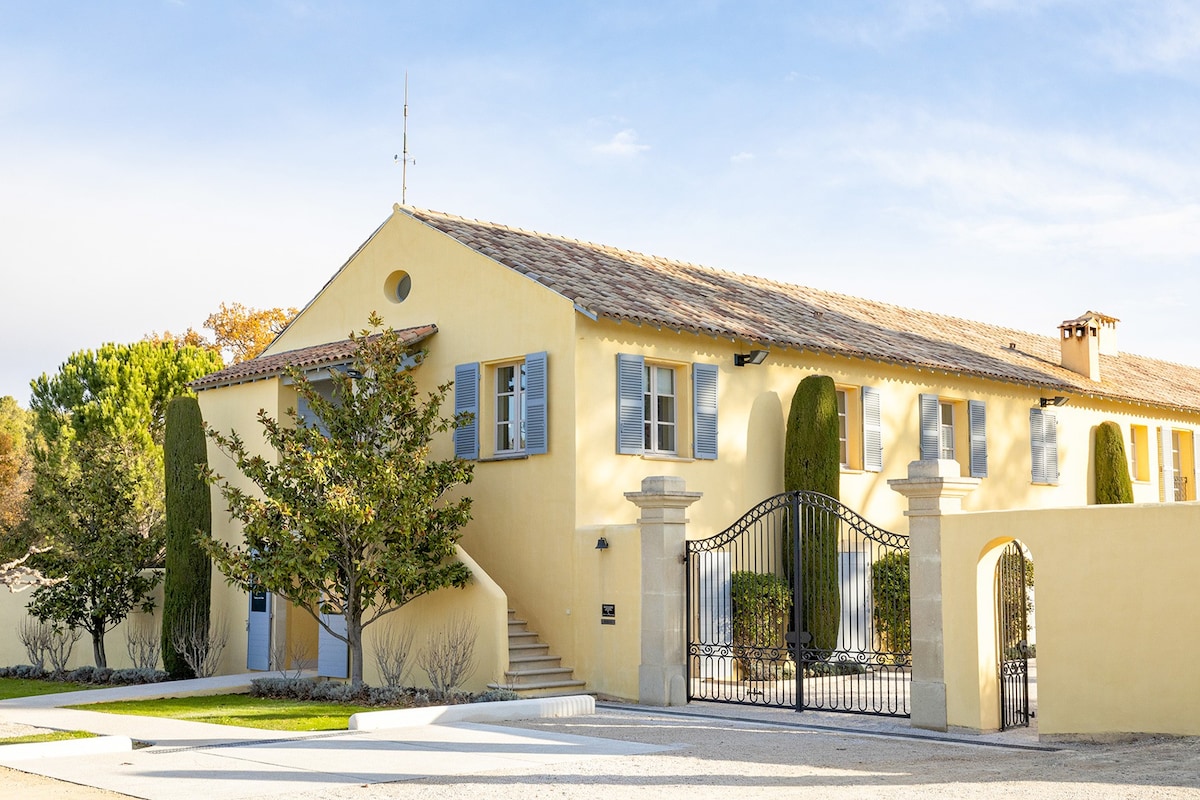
686,491 -> 911,717
996,540 -> 1031,730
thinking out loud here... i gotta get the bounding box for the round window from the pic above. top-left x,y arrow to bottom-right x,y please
384,270 -> 412,303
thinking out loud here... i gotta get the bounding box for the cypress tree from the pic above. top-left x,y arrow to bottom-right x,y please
162,396 -> 212,678
1094,421 -> 1134,505
784,374 -> 841,654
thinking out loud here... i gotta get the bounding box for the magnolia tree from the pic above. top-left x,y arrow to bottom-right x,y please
204,314 -> 474,686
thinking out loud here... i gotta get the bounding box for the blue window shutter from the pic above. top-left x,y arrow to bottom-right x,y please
862,386 -> 882,472
1160,426 -> 1175,501
525,352 -> 548,455
1030,408 -> 1046,484
454,362 -> 479,460
968,400 -> 987,478
919,393 -> 939,461
616,354 -> 645,455
1044,411 -> 1058,484
692,363 -> 718,460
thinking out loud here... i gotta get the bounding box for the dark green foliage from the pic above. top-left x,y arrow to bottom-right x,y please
784,375 -> 841,500
162,397 -> 212,679
1094,421 -> 1134,505
26,432 -> 163,668
783,375 -> 841,653
204,314 -> 475,687
871,550 -> 910,658
730,571 -> 792,679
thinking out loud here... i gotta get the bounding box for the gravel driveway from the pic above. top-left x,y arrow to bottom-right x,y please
5,703 -> 1199,799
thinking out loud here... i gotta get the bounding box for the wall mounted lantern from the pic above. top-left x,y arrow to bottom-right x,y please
734,349 -> 768,367
1039,396 -> 1069,408
595,537 -> 610,551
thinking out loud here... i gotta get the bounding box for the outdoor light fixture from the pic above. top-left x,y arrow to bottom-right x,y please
1039,396 -> 1069,408
595,537 -> 610,551
734,349 -> 768,367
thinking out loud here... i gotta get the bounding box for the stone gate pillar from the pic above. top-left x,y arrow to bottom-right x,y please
889,460 -> 979,731
626,476 -> 702,706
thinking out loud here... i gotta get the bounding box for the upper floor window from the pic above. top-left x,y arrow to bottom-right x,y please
617,354 -> 718,460
833,385 -> 882,472
495,362 -> 526,454
939,401 -> 956,461
836,389 -> 849,467
454,352 -> 547,460
920,394 -> 987,478
1130,424 -> 1149,482
644,364 -> 677,454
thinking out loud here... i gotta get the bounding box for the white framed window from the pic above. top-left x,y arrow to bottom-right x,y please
836,389 -> 849,467
1130,424 -> 1149,482
644,363 -> 677,454
920,394 -> 986,478
939,401 -> 955,461
494,362 -> 526,454
454,352 -> 547,460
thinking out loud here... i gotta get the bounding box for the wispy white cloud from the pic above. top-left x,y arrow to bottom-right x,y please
730,151 -> 754,164
1088,0 -> 1200,71
838,112 -> 1200,260
592,129 -> 650,157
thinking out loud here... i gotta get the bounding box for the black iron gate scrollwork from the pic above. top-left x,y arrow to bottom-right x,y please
686,491 -> 911,717
996,540 -> 1031,730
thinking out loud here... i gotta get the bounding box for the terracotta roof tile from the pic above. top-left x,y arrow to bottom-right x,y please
192,325 -> 437,391
406,208 -> 1200,413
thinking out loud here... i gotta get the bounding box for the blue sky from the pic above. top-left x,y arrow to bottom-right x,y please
4,1 -> 1200,404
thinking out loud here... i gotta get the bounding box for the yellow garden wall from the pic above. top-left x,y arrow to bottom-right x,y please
939,502 -> 1200,737
0,584 -> 163,671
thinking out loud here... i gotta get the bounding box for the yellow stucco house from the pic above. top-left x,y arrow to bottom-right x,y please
192,204 -> 1200,703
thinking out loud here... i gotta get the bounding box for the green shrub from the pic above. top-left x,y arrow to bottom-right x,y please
1094,421 -> 1134,505
871,550 -> 910,658
783,374 -> 841,654
162,396 -> 213,679
731,571 -> 792,679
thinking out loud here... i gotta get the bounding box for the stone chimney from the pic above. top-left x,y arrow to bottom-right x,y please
1059,311 -> 1119,381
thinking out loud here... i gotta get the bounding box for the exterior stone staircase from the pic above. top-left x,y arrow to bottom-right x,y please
488,609 -> 586,697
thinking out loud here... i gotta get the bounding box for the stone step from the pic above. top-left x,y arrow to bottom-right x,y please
508,653 -> 563,671
503,667 -> 577,686
502,608 -> 584,695
487,679 -> 588,698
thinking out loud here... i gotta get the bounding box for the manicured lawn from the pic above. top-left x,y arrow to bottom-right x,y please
0,678 -> 88,701
69,694 -> 375,731
0,730 -> 95,746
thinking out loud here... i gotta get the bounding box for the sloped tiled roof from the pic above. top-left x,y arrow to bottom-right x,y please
405,207 -> 1200,413
192,325 -> 437,390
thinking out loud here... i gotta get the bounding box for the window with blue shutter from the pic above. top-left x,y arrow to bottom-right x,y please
454,362 -> 479,460
862,386 -> 882,472
616,354 -> 645,454
968,400 -> 987,478
919,393 -> 940,461
1030,408 -> 1058,484
524,351 -> 548,455
692,363 -> 718,460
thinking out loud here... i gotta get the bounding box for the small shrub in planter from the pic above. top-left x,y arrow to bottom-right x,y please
731,571 -> 794,680
871,550 -> 911,662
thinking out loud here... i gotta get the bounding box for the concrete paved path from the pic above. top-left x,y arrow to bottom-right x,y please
0,676 -> 667,800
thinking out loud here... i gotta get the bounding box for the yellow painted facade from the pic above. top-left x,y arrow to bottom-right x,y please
938,503 -> 1200,737
195,205 -> 1200,712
